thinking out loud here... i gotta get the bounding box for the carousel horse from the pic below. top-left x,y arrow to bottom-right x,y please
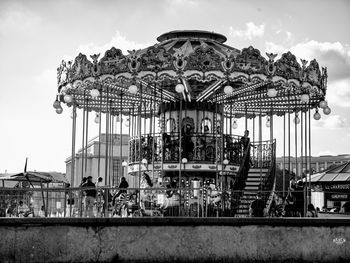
268,193 -> 285,217
133,173 -> 162,217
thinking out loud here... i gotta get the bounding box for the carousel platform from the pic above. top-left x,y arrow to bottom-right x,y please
0,217 -> 349,262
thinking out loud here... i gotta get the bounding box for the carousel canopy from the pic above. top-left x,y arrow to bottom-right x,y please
56,30 -> 328,118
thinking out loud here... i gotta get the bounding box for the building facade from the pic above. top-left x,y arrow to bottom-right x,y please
66,134 -> 129,187
276,154 -> 350,176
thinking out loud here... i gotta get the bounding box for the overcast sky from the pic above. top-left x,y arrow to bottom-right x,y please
0,0 -> 349,173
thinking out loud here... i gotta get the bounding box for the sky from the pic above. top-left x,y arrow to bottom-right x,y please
0,0 -> 349,173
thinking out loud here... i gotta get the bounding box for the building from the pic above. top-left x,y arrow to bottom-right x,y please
276,154 -> 350,176
66,134 -> 129,187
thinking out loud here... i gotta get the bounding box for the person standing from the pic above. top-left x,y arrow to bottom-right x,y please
82,176 -> 96,217
250,193 -> 265,217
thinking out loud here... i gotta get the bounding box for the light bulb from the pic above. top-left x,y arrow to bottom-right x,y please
232,120 -> 238,129
128,85 -> 138,94
223,85 -> 233,95
313,110 -> 321,120
300,94 -> 309,103
319,100 -> 328,109
294,115 -> 300,124
64,94 -> 73,103
94,113 -> 100,123
90,89 -> 100,98
122,160 -> 128,167
223,159 -> 229,165
56,107 -> 63,114
53,100 -> 61,109
267,88 -> 277,97
175,83 -> 185,93
142,158 -> 148,165
182,158 -> 188,164
323,106 -> 331,115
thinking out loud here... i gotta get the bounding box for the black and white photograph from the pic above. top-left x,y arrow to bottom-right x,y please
0,0 -> 350,262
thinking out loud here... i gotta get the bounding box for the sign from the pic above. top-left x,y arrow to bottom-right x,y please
330,194 -> 348,200
324,184 -> 350,190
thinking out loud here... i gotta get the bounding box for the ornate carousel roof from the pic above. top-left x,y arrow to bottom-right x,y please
56,30 -> 328,118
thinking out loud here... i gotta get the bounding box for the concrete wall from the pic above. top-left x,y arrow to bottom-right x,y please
0,218 -> 350,262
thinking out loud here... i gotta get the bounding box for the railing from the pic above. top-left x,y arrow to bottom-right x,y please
129,133 -> 244,165
1,187 -> 349,218
250,139 -> 275,168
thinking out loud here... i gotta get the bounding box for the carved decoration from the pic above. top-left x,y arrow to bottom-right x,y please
235,46 -> 267,74
275,52 -> 301,79
99,47 -> 127,75
140,45 -> 173,72
187,45 -> 221,72
69,53 -> 93,81
305,59 -> 321,85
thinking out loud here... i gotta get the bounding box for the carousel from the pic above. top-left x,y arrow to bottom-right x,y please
55,30 -> 330,217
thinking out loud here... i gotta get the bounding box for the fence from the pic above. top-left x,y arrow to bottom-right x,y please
1,187 -> 349,218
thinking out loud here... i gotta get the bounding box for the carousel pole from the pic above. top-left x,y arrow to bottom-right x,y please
288,92 -> 291,186
138,84 -> 142,205
304,107 -> 309,208
283,113 -> 286,197
259,92 -> 263,193
160,89 -> 164,180
308,103 -> 312,204
179,95 -> 183,216
245,104 -> 248,131
71,101 -> 76,187
84,99 -> 89,176
81,96 -> 86,183
97,90 -> 102,183
110,111 -> 114,186
294,110 -> 298,180
70,101 -> 77,217
104,88 -> 109,185
119,94 -> 123,186
301,107 -> 306,217
304,106 -> 308,205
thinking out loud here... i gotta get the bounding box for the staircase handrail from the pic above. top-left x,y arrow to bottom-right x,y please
261,140 -> 276,213
231,142 -> 251,215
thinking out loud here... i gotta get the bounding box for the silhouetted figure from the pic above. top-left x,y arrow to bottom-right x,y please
250,193 -> 265,217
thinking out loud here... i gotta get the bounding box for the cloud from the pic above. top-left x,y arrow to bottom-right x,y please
76,31 -> 151,57
0,6 -> 41,36
230,22 -> 265,40
314,115 -> 348,130
265,39 -> 350,108
165,0 -> 198,6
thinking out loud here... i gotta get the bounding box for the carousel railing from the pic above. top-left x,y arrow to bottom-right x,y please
128,133 -> 244,165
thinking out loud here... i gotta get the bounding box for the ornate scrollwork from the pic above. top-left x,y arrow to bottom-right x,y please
127,49 -> 141,75
265,52 -> 277,77
69,53 -> 93,81
305,59 -> 321,85
235,46 -> 267,74
187,45 -> 221,72
140,45 -> 173,72
275,52 -> 301,80
99,47 -> 127,75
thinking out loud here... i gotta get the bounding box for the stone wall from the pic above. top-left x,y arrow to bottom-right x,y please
0,218 -> 349,262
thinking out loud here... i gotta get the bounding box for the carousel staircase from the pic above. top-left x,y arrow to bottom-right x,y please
235,168 -> 269,217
